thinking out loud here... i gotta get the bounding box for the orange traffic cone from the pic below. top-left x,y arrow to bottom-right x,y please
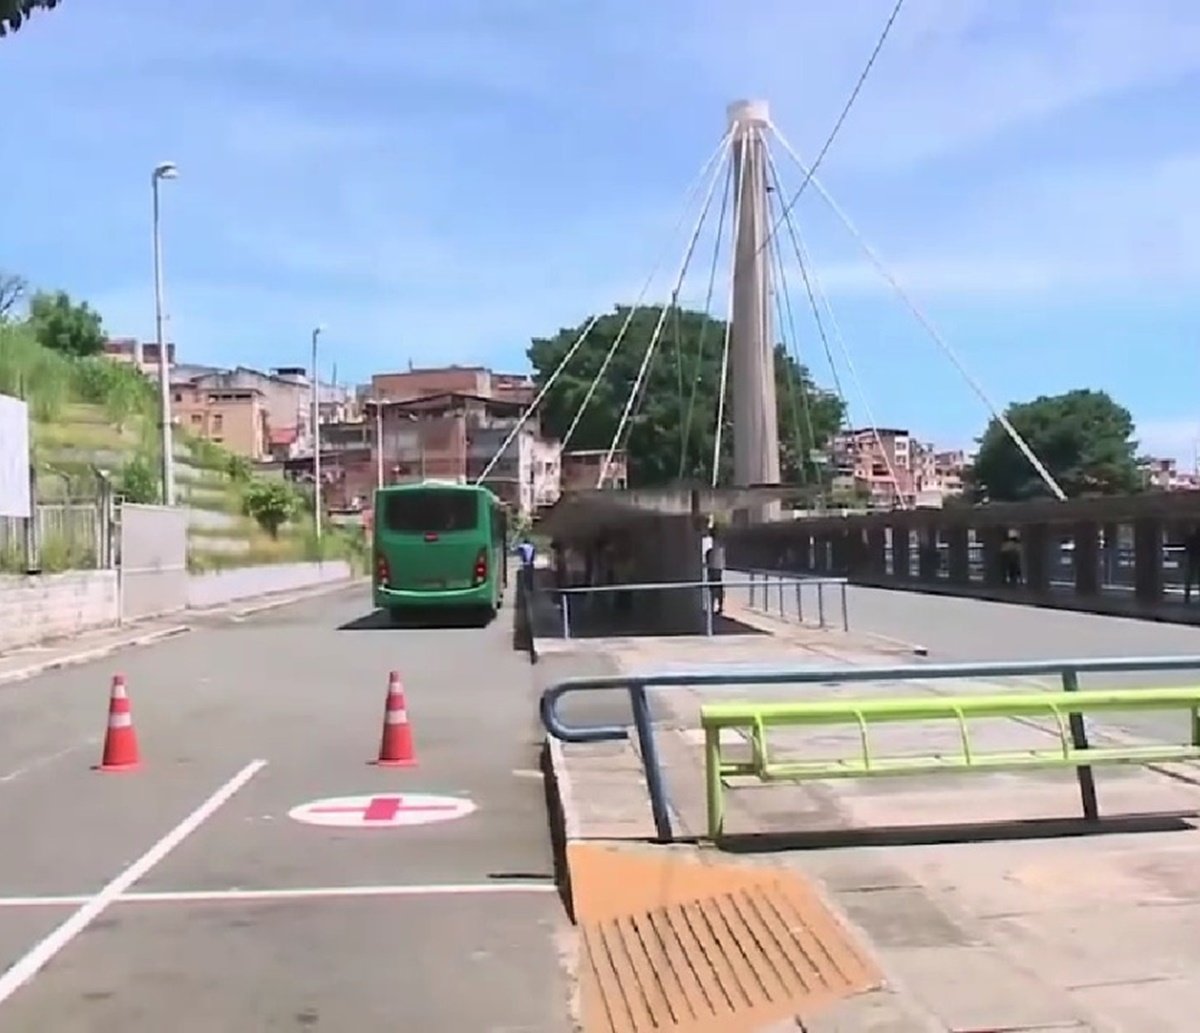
373,671 -> 416,767
97,674 -> 140,772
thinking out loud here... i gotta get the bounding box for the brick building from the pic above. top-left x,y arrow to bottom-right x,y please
320,366 -> 558,517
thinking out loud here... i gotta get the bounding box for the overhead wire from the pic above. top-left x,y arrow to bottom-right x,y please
473,128 -> 735,485
758,0 -> 907,263
767,119 -> 1069,502
597,132 -> 732,488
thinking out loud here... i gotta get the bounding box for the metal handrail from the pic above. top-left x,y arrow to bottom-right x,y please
554,574 -> 849,638
556,575 -> 844,595
539,653 -> 1200,843
736,567 -> 850,632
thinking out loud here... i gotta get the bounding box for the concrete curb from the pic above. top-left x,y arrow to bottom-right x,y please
860,629 -> 929,657
0,624 -> 192,687
546,736 -> 581,843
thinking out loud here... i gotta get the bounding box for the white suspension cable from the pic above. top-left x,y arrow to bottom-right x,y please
760,132 -> 851,463
473,312 -> 601,484
760,139 -> 822,486
779,193 -> 909,507
564,130 -> 733,450
710,134 -> 750,488
473,128 -> 735,486
766,119 -> 1068,502
679,151 -> 735,480
763,190 -> 814,486
764,135 -> 908,508
597,139 -> 731,488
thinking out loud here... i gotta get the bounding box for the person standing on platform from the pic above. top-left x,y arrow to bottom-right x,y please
705,529 -> 726,616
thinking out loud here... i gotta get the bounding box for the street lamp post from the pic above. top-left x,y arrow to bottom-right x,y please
152,161 -> 179,505
374,400 -> 385,490
311,326 -> 324,544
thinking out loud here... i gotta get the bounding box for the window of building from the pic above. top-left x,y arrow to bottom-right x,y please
190,414 -> 202,425
212,414 -> 224,432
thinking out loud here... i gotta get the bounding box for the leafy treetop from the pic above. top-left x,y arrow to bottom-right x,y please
526,305 -> 844,489
0,0 -> 60,36
28,290 -> 106,358
970,388 -> 1140,502
243,479 -> 299,539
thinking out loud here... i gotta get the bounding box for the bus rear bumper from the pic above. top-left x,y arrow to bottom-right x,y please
374,584 -> 495,610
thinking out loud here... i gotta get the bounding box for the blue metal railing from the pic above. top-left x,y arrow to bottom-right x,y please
539,654 -> 1200,843
555,574 -> 847,638
738,568 -> 849,631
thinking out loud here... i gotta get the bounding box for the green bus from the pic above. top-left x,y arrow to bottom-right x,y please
372,482 -> 508,622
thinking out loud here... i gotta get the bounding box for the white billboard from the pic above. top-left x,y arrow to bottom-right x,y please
0,393 -> 31,518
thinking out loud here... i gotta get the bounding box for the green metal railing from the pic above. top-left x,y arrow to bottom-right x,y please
540,654 -> 1200,843
702,688 -> 1200,837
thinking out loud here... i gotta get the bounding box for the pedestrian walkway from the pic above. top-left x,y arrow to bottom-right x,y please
544,612 -> 1200,1031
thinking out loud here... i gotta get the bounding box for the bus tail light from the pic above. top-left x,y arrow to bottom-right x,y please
375,552 -> 390,587
473,548 -> 488,586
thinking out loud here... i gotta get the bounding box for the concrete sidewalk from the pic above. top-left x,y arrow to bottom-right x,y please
543,623 -> 1200,1031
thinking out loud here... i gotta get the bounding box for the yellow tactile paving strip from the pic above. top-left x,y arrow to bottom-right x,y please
568,844 -> 881,1032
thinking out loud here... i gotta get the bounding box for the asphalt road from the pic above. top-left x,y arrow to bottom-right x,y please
0,586 -> 572,1032
724,575 -> 1200,743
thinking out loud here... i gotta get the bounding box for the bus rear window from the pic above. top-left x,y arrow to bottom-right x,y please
383,491 -> 479,534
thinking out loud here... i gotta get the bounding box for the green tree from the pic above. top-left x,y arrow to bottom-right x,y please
0,0 -> 60,36
527,305 -> 844,487
243,479 -> 299,538
970,389 -> 1140,502
28,290 -> 105,358
117,454 -> 160,504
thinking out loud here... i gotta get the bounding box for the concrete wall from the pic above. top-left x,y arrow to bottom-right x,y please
0,571 -> 119,651
630,513 -> 705,634
185,560 -> 352,609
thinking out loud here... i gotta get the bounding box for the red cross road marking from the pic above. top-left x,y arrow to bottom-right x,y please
309,795 -> 459,822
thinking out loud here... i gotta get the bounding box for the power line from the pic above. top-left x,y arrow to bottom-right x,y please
759,0 -> 907,260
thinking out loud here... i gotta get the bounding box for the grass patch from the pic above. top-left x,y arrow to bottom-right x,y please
188,524 -> 366,574
0,533 -> 98,574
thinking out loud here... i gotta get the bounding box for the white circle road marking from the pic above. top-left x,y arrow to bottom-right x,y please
288,793 -> 476,829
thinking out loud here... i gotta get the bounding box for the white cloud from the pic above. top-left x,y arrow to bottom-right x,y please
681,0 -> 1200,171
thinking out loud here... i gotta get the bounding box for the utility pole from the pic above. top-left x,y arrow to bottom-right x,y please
311,326 -> 324,544
374,400 -> 384,491
152,161 -> 179,506
728,100 -> 781,521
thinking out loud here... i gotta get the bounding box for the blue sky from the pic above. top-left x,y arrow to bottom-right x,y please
6,0 -> 1200,461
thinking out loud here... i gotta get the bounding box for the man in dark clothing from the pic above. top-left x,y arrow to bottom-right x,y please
1000,532 -> 1022,586
705,534 -> 726,615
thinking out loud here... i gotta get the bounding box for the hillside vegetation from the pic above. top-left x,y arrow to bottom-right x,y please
0,320 -> 364,573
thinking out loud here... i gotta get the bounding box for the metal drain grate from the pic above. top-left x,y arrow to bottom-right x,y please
570,845 -> 879,1032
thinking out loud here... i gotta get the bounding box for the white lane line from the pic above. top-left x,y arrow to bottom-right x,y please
0,738 -> 100,784
0,882 -> 555,909
0,758 -> 267,1007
